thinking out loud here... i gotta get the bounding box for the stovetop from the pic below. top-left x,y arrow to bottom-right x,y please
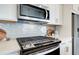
17,36 -> 61,50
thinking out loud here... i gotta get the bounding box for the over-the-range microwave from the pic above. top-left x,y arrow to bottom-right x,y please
18,4 -> 50,22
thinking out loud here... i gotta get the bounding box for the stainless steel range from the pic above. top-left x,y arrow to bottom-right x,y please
16,36 -> 61,55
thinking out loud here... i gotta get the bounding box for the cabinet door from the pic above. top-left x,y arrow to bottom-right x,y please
49,4 -> 62,25
0,4 -> 17,21
73,4 -> 79,14
32,4 -> 49,10
42,4 -> 49,10
60,41 -> 72,55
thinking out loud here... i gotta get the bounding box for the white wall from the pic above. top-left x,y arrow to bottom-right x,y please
59,4 -> 72,40
59,5 -> 73,55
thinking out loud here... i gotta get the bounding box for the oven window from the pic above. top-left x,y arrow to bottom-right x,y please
20,4 -> 46,19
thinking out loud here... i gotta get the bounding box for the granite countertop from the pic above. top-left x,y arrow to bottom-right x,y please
0,39 -> 20,55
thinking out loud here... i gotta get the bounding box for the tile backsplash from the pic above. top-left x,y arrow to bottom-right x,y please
0,22 -> 47,38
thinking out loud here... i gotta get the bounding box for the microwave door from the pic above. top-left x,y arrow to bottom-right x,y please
20,4 -> 46,19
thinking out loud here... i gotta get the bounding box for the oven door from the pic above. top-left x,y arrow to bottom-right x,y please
45,48 -> 60,55
20,43 -> 60,55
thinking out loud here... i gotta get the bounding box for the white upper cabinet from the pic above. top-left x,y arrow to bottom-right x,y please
0,4 -> 17,21
48,4 -> 62,25
42,4 -> 49,10
72,4 -> 79,14
32,4 -> 49,10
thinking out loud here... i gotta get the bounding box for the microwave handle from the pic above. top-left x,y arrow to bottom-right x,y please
45,10 -> 48,19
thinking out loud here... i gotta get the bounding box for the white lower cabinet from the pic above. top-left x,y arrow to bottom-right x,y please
60,40 -> 72,55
